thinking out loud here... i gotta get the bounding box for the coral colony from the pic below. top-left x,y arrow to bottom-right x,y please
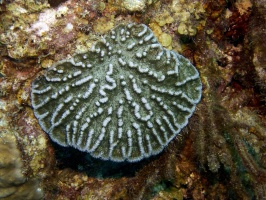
31,24 -> 202,162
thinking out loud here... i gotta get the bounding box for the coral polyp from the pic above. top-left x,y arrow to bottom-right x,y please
31,23 -> 202,162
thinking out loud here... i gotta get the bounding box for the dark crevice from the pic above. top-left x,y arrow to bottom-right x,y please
52,141 -> 161,178
48,0 -> 68,7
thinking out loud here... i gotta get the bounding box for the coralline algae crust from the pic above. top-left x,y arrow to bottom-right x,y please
31,23 -> 202,162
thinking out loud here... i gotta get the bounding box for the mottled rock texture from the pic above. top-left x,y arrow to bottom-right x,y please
1,0 -> 265,199
0,128 -> 43,200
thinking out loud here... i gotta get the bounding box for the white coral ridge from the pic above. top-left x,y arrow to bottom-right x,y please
31,23 -> 202,162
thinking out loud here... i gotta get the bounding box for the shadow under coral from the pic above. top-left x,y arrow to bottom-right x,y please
51,141 -> 162,179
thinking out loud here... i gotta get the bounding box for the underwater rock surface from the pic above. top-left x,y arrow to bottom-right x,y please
0,0 -> 265,199
31,23 -> 202,162
0,104 -> 43,200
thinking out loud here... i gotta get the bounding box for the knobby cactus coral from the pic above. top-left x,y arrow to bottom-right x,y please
31,23 -> 202,162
